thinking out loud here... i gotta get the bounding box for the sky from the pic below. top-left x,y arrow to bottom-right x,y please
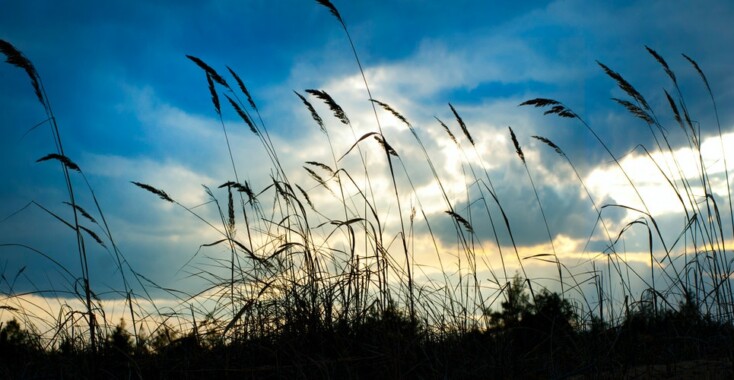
2,0 -> 734,323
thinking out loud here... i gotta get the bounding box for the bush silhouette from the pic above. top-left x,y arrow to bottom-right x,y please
0,319 -> 38,351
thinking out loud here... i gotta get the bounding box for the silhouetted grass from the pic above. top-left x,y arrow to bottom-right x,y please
1,1 -> 734,378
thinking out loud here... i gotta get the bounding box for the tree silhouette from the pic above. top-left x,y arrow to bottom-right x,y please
489,273 -> 531,329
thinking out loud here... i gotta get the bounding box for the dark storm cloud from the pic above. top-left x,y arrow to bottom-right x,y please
422,163 -> 629,251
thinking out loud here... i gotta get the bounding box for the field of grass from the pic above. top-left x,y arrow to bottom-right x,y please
1,1 -> 734,379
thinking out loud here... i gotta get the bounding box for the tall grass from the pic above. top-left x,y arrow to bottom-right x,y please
0,40 -> 160,359
1,1 -> 733,378
522,47 -> 734,324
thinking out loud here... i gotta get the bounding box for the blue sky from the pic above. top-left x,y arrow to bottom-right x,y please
2,0 -> 734,319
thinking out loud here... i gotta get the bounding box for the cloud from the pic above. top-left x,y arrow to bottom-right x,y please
586,131 -> 734,217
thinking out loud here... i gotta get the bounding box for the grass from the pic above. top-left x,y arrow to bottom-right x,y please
1,0 -> 734,378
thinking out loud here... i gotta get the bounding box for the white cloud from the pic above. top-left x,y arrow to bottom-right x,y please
586,131 -> 734,217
